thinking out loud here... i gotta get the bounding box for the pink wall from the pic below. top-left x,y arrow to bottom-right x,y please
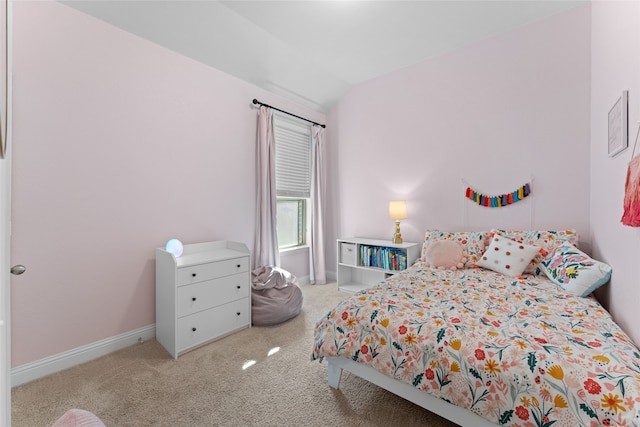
13,0 -> 639,369
326,6 -> 592,273
590,1 -> 640,346
10,1 -> 323,366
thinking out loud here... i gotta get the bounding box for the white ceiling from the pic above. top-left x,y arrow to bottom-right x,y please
60,0 -> 588,112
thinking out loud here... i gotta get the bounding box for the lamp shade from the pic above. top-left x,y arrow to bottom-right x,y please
388,200 -> 407,220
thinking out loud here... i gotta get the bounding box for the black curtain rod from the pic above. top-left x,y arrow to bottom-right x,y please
252,99 -> 326,128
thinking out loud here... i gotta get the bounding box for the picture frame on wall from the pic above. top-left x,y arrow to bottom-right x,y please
608,90 -> 628,157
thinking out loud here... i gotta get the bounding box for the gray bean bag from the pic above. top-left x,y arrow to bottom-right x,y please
251,266 -> 303,326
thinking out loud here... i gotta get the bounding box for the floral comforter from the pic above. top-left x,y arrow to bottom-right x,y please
312,263 -> 640,426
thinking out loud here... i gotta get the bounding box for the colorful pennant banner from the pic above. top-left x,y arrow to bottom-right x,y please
465,183 -> 531,208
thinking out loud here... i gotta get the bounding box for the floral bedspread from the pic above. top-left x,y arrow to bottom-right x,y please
312,263 -> 640,426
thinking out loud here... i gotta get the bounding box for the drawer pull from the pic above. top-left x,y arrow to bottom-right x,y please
192,273 -> 197,277
236,285 -> 241,289
236,312 -> 241,316
237,264 -> 241,268
192,297 -> 197,302
192,327 -> 197,332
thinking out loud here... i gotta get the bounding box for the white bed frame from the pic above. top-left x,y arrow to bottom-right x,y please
327,356 -> 497,427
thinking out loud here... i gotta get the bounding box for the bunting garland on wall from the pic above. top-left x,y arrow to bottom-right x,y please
465,182 -> 531,208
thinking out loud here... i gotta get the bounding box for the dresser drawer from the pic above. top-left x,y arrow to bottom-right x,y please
176,272 -> 250,317
176,298 -> 250,353
176,256 -> 249,286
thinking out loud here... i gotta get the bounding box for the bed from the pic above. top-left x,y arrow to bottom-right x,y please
312,230 -> 640,427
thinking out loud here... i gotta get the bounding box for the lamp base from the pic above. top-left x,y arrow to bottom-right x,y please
392,220 -> 403,244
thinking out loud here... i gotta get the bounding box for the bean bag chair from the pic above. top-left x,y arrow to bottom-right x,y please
251,266 -> 303,326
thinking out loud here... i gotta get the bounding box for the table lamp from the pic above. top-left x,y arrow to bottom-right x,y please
388,200 -> 407,244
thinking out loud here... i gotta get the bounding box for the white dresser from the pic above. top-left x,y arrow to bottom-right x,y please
155,240 -> 251,359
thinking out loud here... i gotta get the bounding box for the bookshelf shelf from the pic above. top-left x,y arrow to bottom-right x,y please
337,237 -> 420,294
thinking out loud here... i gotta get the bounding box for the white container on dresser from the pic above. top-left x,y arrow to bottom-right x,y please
337,237 -> 421,294
155,240 -> 251,359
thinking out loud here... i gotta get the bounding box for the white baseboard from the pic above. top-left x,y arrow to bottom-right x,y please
10,271 -> 335,387
11,324 -> 155,387
326,271 -> 337,282
299,271 -> 337,285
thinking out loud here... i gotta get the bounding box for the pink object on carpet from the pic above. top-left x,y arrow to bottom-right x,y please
51,409 -> 106,427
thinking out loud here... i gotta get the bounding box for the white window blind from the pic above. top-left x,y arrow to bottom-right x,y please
273,113 -> 311,198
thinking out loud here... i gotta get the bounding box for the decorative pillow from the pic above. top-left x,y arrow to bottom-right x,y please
476,235 -> 541,277
491,229 -> 579,276
422,230 -> 489,268
540,242 -> 612,297
423,240 -> 467,270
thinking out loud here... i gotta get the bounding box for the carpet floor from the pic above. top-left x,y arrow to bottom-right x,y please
11,283 -> 459,426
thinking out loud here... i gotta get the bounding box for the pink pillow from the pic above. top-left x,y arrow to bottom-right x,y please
422,230 -> 489,268
423,240 -> 467,270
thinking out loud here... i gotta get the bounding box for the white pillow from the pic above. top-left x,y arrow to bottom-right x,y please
540,242 -> 612,297
476,235 -> 541,276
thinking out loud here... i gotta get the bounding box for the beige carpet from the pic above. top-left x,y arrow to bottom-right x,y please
11,283 -> 459,427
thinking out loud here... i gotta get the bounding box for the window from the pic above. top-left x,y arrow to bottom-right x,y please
273,113 -> 311,250
276,198 -> 306,249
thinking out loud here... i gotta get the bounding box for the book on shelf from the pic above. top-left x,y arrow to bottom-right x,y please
358,245 -> 407,271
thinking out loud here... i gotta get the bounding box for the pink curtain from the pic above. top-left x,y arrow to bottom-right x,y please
309,125 -> 326,284
253,106 -> 280,269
